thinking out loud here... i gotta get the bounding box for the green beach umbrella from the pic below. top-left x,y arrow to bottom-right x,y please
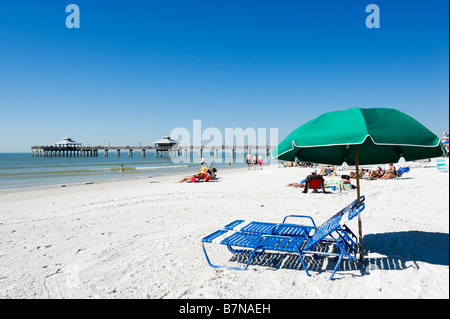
272,107 -> 446,262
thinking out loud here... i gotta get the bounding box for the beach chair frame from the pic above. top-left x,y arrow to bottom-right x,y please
201,196 -> 365,279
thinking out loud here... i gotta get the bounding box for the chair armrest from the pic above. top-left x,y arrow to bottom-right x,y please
281,215 -> 317,229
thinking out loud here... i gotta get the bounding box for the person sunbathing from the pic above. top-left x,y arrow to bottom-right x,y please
286,179 -> 306,188
319,165 -> 335,176
177,173 -> 202,183
368,166 -> 383,179
349,168 -> 368,179
380,164 -> 396,179
176,168 -> 217,183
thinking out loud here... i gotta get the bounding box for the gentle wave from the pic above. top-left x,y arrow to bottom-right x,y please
3,165 -> 190,176
133,165 -> 188,170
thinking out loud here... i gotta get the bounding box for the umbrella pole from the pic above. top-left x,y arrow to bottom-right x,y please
354,145 -> 364,263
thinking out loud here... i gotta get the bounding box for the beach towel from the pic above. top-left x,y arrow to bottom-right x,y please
325,178 -> 354,191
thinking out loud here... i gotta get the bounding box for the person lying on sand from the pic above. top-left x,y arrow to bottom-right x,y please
349,168 -> 367,179
286,179 -> 306,188
176,168 -> 217,183
349,167 -> 382,179
348,164 -> 396,180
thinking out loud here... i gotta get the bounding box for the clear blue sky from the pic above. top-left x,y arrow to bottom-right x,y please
0,0 -> 448,152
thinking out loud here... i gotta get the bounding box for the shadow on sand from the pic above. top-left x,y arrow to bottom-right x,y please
364,231 -> 449,266
226,231 -> 449,278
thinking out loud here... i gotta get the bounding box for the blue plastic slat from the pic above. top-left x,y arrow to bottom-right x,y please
219,231 -> 304,253
202,230 -> 228,243
224,220 -> 245,230
243,222 -> 272,234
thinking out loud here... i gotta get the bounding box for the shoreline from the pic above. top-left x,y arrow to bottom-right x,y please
0,151 -> 254,194
1,157 -> 443,195
0,162 -> 250,195
0,163 -> 267,198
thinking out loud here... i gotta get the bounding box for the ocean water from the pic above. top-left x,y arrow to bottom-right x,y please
0,151 -> 251,192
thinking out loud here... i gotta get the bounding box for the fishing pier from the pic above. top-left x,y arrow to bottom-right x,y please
31,137 -> 274,158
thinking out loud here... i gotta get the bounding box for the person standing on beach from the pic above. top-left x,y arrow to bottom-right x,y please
246,152 -> 252,170
120,165 -> 124,172
258,153 -> 264,170
252,154 -> 257,170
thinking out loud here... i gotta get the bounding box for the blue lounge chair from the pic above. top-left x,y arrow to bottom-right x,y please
202,196 -> 365,280
436,159 -> 448,172
395,166 -> 410,177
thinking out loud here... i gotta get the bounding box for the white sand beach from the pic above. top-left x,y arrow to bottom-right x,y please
0,161 -> 448,299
